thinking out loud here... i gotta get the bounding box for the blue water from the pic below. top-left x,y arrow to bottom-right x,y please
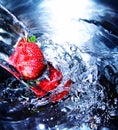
0,0 -> 118,129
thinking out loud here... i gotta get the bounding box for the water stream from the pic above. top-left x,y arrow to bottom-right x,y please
0,0 -> 118,129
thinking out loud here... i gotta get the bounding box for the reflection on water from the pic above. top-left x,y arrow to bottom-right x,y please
0,0 -> 118,129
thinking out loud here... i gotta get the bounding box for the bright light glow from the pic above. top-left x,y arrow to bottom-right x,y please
42,0 -> 95,19
40,0 -> 99,44
37,124 -> 45,130
39,0 -> 109,45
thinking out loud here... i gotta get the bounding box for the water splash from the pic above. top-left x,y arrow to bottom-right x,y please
0,1 -> 118,130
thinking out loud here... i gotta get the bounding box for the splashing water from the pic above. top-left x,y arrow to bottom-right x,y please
0,0 -> 118,130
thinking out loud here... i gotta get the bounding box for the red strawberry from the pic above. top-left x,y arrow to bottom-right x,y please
48,62 -> 63,83
8,37 -> 46,80
31,63 -> 72,102
31,79 -> 59,97
50,79 -> 72,103
31,62 -> 63,97
7,36 -> 72,102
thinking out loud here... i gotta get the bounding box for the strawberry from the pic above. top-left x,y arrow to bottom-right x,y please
31,63 -> 72,102
31,62 -> 63,97
8,37 -> 46,80
48,62 -> 63,82
7,36 -> 72,103
50,79 -> 72,103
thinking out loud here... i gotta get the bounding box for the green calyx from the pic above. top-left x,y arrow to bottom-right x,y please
28,35 -> 36,42
27,35 -> 41,47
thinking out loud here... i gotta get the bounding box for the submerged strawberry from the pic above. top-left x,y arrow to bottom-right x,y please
31,62 -> 72,102
8,37 -> 46,80
7,36 -> 72,103
31,62 -> 63,97
50,79 -> 72,103
48,62 -> 63,82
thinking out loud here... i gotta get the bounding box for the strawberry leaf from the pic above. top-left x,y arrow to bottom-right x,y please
28,35 -> 36,42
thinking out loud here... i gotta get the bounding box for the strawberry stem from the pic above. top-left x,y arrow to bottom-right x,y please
28,35 -> 36,42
